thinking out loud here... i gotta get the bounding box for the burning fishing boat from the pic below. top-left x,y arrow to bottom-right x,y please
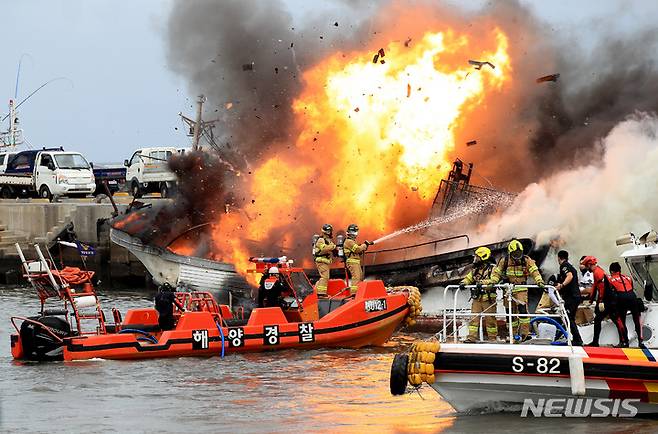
109,156 -> 538,309
110,203 -> 253,304
317,160 -> 546,290
110,226 -> 250,303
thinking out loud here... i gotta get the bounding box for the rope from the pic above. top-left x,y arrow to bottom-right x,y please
119,328 -> 158,344
216,320 -> 225,358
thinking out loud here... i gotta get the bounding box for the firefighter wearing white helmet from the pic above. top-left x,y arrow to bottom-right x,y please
258,266 -> 283,308
490,239 -> 545,341
460,246 -> 497,343
313,224 -> 336,296
343,224 -> 373,295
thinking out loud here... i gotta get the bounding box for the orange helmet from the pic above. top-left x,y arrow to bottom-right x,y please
581,256 -> 598,267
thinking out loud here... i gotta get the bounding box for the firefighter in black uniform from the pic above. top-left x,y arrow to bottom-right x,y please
553,250 -> 584,346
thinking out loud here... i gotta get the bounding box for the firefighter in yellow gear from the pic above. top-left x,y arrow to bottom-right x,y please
460,246 -> 498,343
313,224 -> 335,296
490,239 -> 545,341
343,224 -> 373,295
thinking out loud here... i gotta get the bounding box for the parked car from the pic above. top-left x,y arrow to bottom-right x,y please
124,146 -> 178,198
0,148 -> 95,201
91,163 -> 126,196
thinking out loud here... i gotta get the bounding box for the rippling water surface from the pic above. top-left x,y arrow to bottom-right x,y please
2,287 -> 657,433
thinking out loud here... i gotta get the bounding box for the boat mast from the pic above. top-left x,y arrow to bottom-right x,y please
0,98 -> 23,148
192,94 -> 205,150
179,94 -> 221,151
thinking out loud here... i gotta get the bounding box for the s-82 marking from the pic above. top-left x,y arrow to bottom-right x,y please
512,356 -> 566,375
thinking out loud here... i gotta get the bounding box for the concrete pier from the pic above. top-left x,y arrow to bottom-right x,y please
0,198 -> 162,288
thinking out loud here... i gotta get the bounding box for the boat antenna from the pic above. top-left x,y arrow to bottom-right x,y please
14,53 -> 34,100
1,76 -> 74,122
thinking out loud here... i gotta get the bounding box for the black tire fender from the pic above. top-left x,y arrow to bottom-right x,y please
390,352 -> 409,395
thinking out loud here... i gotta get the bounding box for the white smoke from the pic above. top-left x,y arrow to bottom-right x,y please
478,113 -> 658,266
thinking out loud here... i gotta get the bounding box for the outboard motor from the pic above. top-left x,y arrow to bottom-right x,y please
19,316 -> 71,361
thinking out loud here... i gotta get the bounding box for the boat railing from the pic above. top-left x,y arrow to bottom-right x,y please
439,284 -> 572,346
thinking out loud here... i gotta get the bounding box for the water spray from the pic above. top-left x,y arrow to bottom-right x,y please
372,191 -> 514,245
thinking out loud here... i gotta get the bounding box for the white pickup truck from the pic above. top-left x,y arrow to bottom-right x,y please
124,146 -> 178,198
0,148 -> 96,201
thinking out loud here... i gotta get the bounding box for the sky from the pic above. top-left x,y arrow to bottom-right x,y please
1,0 -> 657,163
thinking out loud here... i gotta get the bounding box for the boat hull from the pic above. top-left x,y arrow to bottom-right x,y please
428,344 -> 658,414
110,228 -> 251,302
54,283 -> 410,361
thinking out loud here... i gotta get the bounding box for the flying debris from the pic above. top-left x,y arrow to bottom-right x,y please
373,48 -> 386,64
404,37 -> 412,47
536,73 -> 560,83
242,63 -> 254,71
468,60 -> 495,70
373,49 -> 384,64
407,83 -> 411,98
466,140 -> 477,146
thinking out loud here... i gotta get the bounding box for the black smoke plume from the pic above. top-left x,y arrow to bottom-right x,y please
113,0 -> 658,257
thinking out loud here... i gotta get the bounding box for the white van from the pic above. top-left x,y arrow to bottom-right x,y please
124,146 -> 178,198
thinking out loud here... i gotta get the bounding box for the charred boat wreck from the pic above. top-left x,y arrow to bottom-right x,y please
110,204 -> 252,305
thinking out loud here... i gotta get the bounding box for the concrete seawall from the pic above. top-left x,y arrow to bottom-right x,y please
0,199 -> 160,288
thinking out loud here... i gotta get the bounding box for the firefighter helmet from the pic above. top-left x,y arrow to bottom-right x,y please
321,224 -> 333,235
474,246 -> 491,261
581,256 -> 598,267
269,266 -> 279,274
347,224 -> 359,237
508,239 -> 524,260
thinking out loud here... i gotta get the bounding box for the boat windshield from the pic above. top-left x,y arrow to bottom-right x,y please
55,154 -> 90,169
288,271 -> 315,300
629,258 -> 658,299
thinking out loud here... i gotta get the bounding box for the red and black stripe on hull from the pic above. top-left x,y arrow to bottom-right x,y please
430,344 -> 658,407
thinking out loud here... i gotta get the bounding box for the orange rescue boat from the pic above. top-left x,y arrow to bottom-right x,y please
11,246 -> 420,362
